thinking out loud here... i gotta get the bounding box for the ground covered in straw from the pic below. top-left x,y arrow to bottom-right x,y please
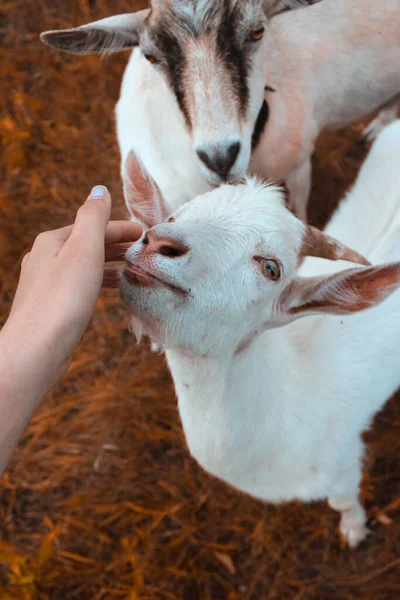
1,1 -> 400,598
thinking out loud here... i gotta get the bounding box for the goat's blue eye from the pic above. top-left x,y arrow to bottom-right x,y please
258,258 -> 281,281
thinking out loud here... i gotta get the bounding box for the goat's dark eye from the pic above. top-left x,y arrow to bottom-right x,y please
249,28 -> 265,42
256,258 -> 281,281
144,53 -> 158,64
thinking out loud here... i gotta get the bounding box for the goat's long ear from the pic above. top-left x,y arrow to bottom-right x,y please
40,11 -> 149,55
280,263 -> 400,319
123,150 -> 171,228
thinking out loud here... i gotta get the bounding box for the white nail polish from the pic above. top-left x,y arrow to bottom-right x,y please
90,185 -> 108,198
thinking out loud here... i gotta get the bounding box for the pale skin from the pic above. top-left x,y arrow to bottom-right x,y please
0,186 -> 143,476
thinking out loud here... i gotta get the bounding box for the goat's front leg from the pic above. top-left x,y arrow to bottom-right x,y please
285,157 -> 311,221
328,465 -> 369,548
363,93 -> 400,142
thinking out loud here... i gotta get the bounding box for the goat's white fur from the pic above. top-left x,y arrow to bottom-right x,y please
121,121 -> 400,547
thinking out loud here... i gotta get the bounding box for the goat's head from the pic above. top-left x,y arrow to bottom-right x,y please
119,152 -> 400,356
41,1 -> 306,185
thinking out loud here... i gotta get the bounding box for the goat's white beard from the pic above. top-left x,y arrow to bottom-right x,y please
129,314 -> 170,350
129,316 -> 143,343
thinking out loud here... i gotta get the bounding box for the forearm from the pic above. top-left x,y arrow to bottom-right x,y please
0,188 -> 141,476
0,323 -> 53,475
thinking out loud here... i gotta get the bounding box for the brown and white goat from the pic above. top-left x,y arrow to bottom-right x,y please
40,1 -> 311,205
41,0 -> 400,221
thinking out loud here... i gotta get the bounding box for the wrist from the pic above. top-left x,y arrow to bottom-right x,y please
0,320 -> 58,407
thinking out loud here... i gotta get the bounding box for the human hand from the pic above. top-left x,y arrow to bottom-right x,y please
0,185 -> 143,402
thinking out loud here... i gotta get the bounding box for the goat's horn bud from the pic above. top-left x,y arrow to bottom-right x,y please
300,225 -> 371,266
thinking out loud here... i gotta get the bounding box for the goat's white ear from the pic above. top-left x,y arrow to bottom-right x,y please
281,263 -> 400,318
123,150 -> 171,228
40,10 -> 149,55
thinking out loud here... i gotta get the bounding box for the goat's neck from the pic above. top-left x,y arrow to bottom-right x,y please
165,325 -> 302,424
164,325 -> 320,497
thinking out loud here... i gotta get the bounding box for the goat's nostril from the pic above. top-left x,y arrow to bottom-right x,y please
227,141 -> 241,167
142,233 -> 149,245
196,149 -> 214,172
144,230 -> 188,257
158,245 -> 186,258
196,141 -> 241,178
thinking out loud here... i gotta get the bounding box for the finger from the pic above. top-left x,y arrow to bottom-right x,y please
105,242 -> 134,262
104,220 -> 143,246
31,225 -> 74,256
64,186 -> 111,257
102,266 -> 121,288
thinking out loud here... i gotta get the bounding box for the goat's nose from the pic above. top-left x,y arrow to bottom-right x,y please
142,230 -> 188,258
196,141 -> 241,179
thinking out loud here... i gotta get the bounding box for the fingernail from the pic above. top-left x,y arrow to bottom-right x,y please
90,185 -> 108,198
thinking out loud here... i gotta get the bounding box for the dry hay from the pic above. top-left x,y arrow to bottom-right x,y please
0,1 -> 399,598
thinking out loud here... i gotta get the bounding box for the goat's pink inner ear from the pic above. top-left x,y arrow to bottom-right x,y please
283,263 -> 400,318
123,150 -> 170,228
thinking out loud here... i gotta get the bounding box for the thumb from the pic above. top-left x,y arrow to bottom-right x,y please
67,185 -> 112,252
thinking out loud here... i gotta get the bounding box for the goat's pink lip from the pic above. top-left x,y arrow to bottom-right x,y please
123,264 -> 159,287
123,263 -> 187,294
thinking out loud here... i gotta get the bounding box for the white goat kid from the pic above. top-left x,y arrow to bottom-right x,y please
40,0 -> 311,220
120,121 -> 400,547
41,0 -> 400,223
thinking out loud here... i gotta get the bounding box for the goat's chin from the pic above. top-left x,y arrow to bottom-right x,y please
129,315 -> 166,347
120,280 -> 171,342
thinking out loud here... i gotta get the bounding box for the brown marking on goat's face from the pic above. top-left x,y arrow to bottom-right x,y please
141,0 -> 266,129
183,34 -> 240,132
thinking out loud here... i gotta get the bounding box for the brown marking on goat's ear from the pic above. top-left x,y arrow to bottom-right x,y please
123,150 -> 171,228
287,263 -> 400,317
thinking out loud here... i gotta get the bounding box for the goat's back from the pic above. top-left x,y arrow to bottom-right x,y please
301,121 -> 400,279
259,0 -> 400,158
296,121 -> 400,423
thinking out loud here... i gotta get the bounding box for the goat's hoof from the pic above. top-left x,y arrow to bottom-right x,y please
340,516 -> 369,548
